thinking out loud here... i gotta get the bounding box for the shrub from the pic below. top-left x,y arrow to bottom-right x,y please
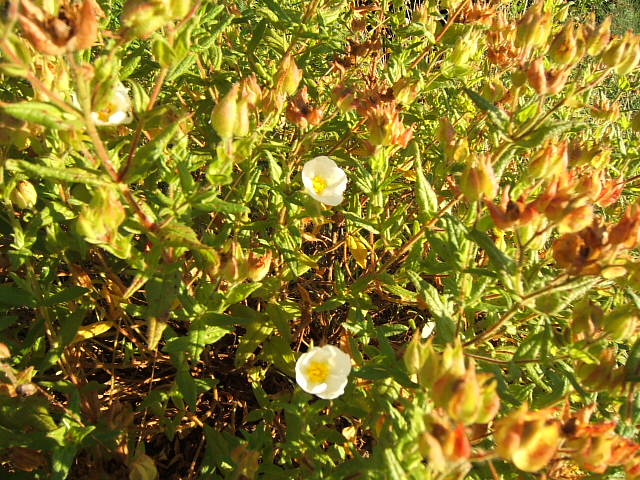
0,0 -> 640,478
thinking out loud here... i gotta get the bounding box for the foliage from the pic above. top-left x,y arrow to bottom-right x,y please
1,0 -> 640,478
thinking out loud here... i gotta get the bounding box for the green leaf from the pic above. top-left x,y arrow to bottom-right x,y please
407,271 -> 455,342
0,285 -> 35,308
413,147 -> 439,222
6,159 -> 109,186
42,287 -> 88,307
464,88 -> 510,132
1,101 -> 81,130
468,229 -> 516,274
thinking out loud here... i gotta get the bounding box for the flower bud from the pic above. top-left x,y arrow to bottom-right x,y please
419,414 -> 471,476
516,2 -> 552,50
392,78 -> 420,105
211,84 -> 239,140
549,22 -> 578,65
247,250 -> 272,282
494,405 -> 561,472
546,68 -> 570,94
76,187 -> 126,246
233,100 -> 250,137
449,31 -> 479,67
615,36 -> 640,75
10,180 -> 37,209
530,139 -> 568,179
275,55 -> 303,96
121,0 -> 169,39
601,36 -> 626,68
576,348 -> 625,392
459,155 -> 497,202
571,298 -> 604,341
481,78 -> 506,103
240,74 -> 262,108
220,241 -> 249,283
527,58 -> 547,94
604,304 -> 638,341
332,85 -> 356,113
585,16 -> 611,56
129,453 -> 158,480
557,204 -> 593,234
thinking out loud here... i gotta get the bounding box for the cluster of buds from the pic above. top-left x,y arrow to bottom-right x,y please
485,187 -> 538,230
419,411 -> 471,480
285,86 -> 323,129
553,201 -> 640,276
404,338 -> 500,426
457,0 -> 498,26
601,31 -> 640,75
331,82 -> 414,149
366,104 -> 413,148
18,0 -> 100,56
210,76 -> 262,140
562,406 -> 640,475
486,12 -> 519,68
219,241 -> 272,284
445,30 -> 481,69
121,0 -> 191,39
494,404 -> 561,472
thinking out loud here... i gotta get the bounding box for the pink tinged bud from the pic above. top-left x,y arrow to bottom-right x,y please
211,84 -> 239,140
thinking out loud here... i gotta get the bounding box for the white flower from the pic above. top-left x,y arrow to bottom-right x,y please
90,81 -> 133,126
295,345 -> 352,399
301,156 -> 348,206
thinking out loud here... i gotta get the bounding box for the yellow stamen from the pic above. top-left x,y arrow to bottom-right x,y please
97,102 -> 118,122
306,361 -> 329,383
312,176 -> 327,194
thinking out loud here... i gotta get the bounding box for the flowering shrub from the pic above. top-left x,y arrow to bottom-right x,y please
0,0 -> 640,477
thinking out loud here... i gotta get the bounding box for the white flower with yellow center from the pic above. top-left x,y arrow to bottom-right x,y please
90,81 -> 133,126
301,156 -> 348,206
295,345 -> 352,399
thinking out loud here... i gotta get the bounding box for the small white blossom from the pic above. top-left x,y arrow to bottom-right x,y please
295,345 -> 352,400
90,81 -> 133,126
302,156 -> 348,206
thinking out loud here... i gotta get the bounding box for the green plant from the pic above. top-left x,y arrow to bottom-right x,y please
0,0 -> 640,478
